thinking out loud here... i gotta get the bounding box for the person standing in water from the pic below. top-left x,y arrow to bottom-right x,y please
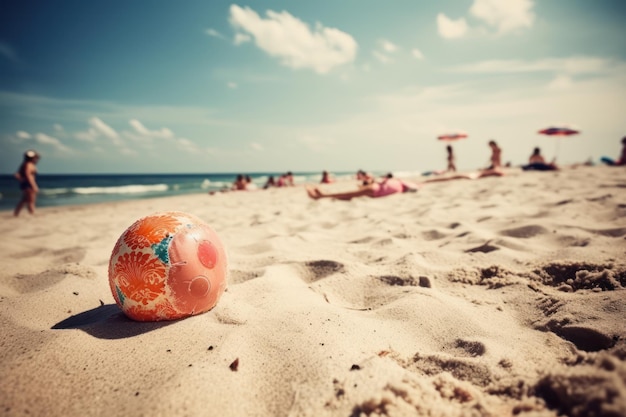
14,150 -> 41,216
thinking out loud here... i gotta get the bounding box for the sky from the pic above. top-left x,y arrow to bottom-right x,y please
1,0 -> 625,174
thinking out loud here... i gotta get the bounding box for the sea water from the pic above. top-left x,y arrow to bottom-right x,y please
0,171 -> 364,211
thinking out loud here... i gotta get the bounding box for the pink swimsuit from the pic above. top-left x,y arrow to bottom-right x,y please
371,178 -> 405,198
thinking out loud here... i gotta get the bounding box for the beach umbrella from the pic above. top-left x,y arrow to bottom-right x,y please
538,126 -> 580,136
437,132 -> 468,142
538,126 -> 580,160
437,132 -> 467,172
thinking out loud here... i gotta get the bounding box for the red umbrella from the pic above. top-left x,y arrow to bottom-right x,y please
538,126 -> 579,136
437,132 -> 468,142
538,126 -> 580,160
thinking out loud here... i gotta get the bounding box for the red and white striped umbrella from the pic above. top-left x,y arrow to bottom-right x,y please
538,126 -> 580,136
437,132 -> 468,142
538,126 -> 580,160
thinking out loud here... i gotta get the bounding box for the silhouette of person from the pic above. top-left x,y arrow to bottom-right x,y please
263,176 -> 276,189
320,170 -> 334,184
446,145 -> 456,172
232,174 -> 247,190
522,147 -> 558,171
486,140 -> 502,170
306,173 -> 418,201
14,150 -> 41,216
601,137 -> 626,166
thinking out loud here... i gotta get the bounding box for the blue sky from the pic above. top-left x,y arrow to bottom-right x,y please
1,0 -> 625,174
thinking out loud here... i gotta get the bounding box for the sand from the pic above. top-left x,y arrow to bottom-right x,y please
1,165 -> 625,417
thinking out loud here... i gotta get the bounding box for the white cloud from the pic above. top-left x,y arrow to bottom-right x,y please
412,48 -> 424,60
16,131 -> 31,139
449,57 -> 623,75
124,119 -> 203,154
74,117 -> 124,146
35,133 -> 72,153
90,117 -> 119,140
205,28 -> 225,39
90,117 -> 122,145
74,128 -> 98,142
372,39 -> 399,64
437,13 -> 468,39
176,138 -> 199,153
229,4 -> 358,74
53,123 -> 64,132
250,142 -> 263,151
470,0 -> 535,34
227,81 -> 238,89
548,75 -> 573,91
128,119 -> 174,140
379,39 -> 398,53
234,33 -> 251,45
372,51 -> 392,64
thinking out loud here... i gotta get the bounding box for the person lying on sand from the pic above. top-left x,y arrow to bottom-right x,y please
356,169 -> 374,186
522,147 -> 558,171
420,168 -> 504,183
306,174 -> 418,201
601,137 -> 626,166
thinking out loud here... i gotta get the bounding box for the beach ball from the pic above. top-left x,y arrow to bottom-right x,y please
108,211 -> 228,321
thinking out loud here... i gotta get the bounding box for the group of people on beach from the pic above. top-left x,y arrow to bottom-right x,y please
306,137 -> 626,201
230,171 -> 295,192
11,137 -> 626,214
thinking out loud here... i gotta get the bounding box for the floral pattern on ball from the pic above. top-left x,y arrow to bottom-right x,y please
108,211 -> 228,321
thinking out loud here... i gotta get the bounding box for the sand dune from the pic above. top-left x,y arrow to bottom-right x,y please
1,165 -> 625,417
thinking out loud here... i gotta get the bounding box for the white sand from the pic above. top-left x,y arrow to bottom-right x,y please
1,165 -> 625,417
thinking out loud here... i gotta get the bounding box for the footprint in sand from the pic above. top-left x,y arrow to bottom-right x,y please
301,260 -> 345,283
448,339 -> 487,357
587,227 -> 626,237
10,263 -> 97,294
465,241 -> 500,253
499,225 -> 549,239
551,325 -> 616,352
421,230 -> 447,241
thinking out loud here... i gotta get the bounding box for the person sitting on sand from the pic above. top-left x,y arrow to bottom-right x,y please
284,171 -> 295,186
473,140 -> 505,177
320,170 -> 334,184
446,145 -> 456,172
601,137 -> 626,166
244,175 -> 258,191
232,174 -> 247,191
306,173 -> 418,201
421,141 -> 505,183
486,140 -> 502,170
14,149 -> 40,216
522,147 -> 558,171
263,176 -> 276,189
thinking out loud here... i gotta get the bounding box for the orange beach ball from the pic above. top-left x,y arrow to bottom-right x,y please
108,211 -> 228,321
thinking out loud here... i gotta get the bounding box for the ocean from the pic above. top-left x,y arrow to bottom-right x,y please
0,171 -> 362,212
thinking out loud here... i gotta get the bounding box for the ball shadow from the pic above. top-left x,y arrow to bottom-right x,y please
51,304 -> 174,339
